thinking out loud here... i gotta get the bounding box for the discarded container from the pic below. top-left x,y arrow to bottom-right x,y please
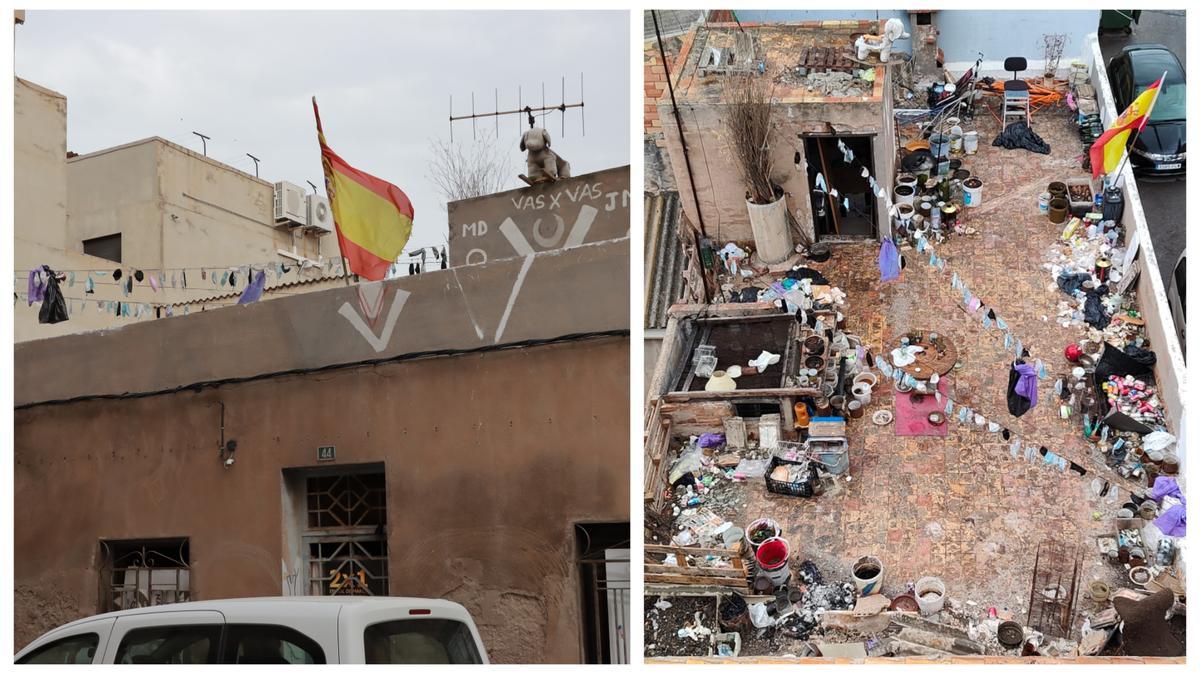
705,370 -> 737,392
941,204 -> 958,230
894,184 -> 916,205
1048,181 -> 1067,200
851,382 -> 872,406
852,555 -> 884,596
1138,501 -> 1158,521
1038,192 -> 1051,214
809,437 -> 849,475
963,177 -> 983,208
814,397 -> 832,416
929,133 -> 950,158
914,577 -> 946,615
963,130 -> 979,154
894,203 -> 915,232
1162,453 -> 1180,474
896,173 -> 918,190
745,517 -> 782,553
1048,197 -> 1069,224
997,621 -> 1025,648
755,537 -> 791,586
949,132 -> 963,153
1089,580 -> 1111,601
853,372 -> 878,389
847,400 -> 864,419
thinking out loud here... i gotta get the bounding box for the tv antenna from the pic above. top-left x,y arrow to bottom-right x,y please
192,131 -> 210,156
449,73 -> 585,142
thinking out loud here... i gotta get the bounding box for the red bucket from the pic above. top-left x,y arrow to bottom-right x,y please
755,537 -> 789,570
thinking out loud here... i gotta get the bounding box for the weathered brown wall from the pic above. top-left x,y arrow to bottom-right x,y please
15,238 -> 629,407
447,166 -> 630,267
14,336 -> 629,662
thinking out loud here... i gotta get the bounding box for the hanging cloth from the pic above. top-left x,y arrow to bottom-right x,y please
878,238 -> 900,282
37,265 -> 69,324
1007,360 -> 1038,417
237,270 -> 267,305
27,269 -> 46,307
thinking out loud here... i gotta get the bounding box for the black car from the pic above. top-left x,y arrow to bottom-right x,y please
1108,44 -> 1186,178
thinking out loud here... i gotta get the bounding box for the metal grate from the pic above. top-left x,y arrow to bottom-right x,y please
306,473 -> 387,529
577,525 -> 630,664
99,539 -> 190,613
1026,540 -> 1082,639
304,471 -> 389,597
307,538 -> 389,596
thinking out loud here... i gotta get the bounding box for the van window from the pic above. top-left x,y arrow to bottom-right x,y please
223,624 -> 326,664
364,619 -> 482,664
114,625 -> 220,664
17,633 -> 99,664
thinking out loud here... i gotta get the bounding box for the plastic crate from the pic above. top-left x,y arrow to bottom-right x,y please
1066,177 -> 1095,215
765,456 -> 819,498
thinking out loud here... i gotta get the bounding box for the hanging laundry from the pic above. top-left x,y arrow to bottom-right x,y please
951,272 -> 960,290
219,270 -> 230,287
860,167 -> 869,178
916,236 -> 927,253
1007,360 -> 1038,417
936,257 -> 946,272
238,270 -> 267,305
27,269 -> 46,307
815,173 -> 827,191
200,268 -> 207,280
182,270 -> 188,287
878,238 -> 900,282
944,399 -> 954,415
1036,359 -> 1048,379
85,276 -> 95,294
68,272 -> 75,287
996,316 -> 1008,330
1014,339 -> 1023,358
123,277 -> 133,296
967,296 -> 981,313
982,313 -> 992,328
149,274 -> 160,292
134,269 -> 145,282
1004,332 -> 1013,350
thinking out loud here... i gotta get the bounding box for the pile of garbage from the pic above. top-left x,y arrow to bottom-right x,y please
744,560 -> 858,641
1102,375 -> 1167,428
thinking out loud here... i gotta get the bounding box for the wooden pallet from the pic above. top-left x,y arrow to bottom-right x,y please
643,399 -> 674,511
644,544 -> 750,589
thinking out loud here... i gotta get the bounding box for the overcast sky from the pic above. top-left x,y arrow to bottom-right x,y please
15,10 -> 630,256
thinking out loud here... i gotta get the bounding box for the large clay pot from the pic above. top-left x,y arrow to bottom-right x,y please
1048,197 -> 1070,224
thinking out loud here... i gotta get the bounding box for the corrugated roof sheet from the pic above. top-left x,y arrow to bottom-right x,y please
644,191 -> 686,330
644,10 -> 705,41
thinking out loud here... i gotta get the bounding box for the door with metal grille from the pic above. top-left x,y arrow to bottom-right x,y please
576,523 -> 630,664
304,472 -> 389,596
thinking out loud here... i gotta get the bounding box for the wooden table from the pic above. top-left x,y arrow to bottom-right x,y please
889,332 -> 958,379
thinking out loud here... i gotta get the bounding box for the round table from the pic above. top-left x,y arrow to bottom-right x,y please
890,332 -> 958,379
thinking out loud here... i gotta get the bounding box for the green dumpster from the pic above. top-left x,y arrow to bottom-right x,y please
1099,10 -> 1141,35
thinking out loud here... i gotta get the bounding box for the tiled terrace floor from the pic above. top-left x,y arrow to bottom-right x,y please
686,105 -> 1147,640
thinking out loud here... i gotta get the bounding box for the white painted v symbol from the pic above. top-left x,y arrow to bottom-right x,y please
339,288 -> 411,353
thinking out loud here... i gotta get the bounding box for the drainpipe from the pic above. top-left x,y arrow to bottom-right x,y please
653,10 -> 711,303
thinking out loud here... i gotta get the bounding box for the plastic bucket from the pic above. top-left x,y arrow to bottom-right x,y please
949,133 -> 963,153
853,556 -> 884,596
1038,192 -> 1051,214
853,372 -> 879,389
963,177 -> 983,208
896,173 -> 918,189
852,382 -> 872,406
915,577 -> 946,615
963,131 -> 979,154
755,537 -> 791,586
745,518 -> 782,553
929,133 -> 950,158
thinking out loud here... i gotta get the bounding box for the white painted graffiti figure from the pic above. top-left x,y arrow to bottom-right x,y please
855,17 -> 909,63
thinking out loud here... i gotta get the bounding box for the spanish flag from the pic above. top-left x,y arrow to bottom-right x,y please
313,98 -> 414,281
1089,75 -> 1164,178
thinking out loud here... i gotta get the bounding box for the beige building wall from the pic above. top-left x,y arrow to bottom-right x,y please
15,77 -> 343,343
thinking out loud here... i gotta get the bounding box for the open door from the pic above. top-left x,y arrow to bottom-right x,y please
804,135 -> 878,240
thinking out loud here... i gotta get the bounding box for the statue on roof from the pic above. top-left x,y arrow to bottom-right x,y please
518,108 -> 571,186
854,17 -> 910,64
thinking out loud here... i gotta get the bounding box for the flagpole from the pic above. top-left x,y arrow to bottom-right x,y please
1109,70 -> 1167,186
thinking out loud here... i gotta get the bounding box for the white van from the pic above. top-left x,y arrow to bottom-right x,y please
15,597 -> 488,665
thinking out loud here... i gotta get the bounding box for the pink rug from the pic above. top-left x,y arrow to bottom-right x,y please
894,378 -> 950,437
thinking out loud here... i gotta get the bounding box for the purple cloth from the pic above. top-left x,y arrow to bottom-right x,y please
1154,503 -> 1186,537
1014,362 -> 1038,408
698,433 -> 725,449
878,239 -> 900,282
27,269 -> 45,306
237,270 -> 267,305
1150,476 -> 1183,503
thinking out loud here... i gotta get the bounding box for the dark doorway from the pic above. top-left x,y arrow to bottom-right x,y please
804,135 -> 877,239
576,523 -> 629,664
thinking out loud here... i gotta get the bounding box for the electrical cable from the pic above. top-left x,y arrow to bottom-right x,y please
15,329 -> 630,411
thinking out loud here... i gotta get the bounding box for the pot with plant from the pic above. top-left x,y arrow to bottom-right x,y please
724,73 -> 797,264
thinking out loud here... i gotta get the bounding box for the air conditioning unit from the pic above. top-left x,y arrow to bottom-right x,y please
307,194 -> 334,234
273,181 -> 308,227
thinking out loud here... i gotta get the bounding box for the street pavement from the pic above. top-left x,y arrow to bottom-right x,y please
1098,10 -> 1186,292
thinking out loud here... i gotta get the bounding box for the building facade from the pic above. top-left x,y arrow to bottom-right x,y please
14,231 -> 631,662
15,76 -> 344,343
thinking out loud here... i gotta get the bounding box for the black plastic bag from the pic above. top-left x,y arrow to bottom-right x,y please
1007,361 -> 1033,417
1083,290 -> 1111,329
38,267 -> 69,325
1057,272 -> 1092,295
1093,342 -> 1157,384
992,120 -> 1051,154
